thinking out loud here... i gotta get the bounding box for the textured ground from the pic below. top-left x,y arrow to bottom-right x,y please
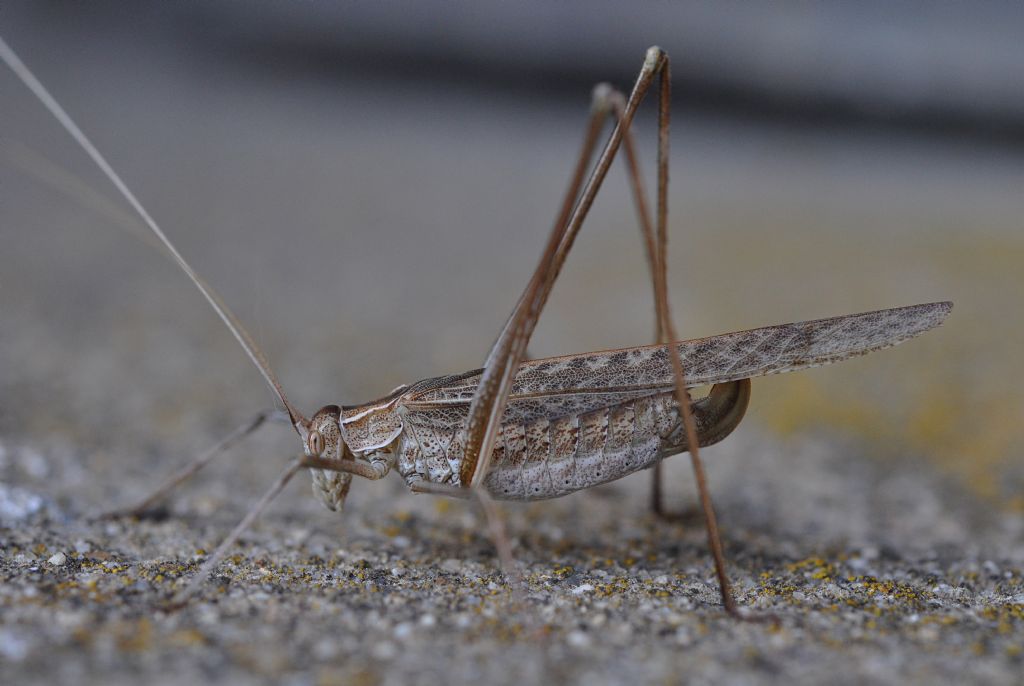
2,10 -> 1024,686
2,429 -> 1022,685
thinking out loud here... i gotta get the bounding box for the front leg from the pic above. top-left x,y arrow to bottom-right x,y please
300,454 -> 389,480
311,448 -> 394,511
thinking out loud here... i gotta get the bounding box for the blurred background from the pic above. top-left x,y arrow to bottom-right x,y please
1,1 -> 1022,516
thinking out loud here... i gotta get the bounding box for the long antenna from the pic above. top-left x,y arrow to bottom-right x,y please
0,36 -> 306,428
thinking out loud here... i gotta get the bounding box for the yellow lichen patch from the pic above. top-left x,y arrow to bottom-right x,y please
786,557 -> 836,582
764,585 -> 799,600
549,564 -> 574,580
593,576 -> 632,598
844,576 -> 934,612
979,603 -> 1024,624
756,573 -> 799,601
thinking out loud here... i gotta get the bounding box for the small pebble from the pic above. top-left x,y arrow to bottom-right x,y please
47,552 -> 66,566
571,583 -> 595,595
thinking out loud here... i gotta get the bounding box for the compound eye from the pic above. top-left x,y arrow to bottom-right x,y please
308,430 -> 325,456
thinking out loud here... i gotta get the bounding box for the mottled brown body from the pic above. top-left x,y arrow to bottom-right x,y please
311,302 -> 951,506
396,381 -> 748,500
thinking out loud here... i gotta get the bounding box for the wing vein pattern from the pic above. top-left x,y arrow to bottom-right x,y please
400,301 -> 950,428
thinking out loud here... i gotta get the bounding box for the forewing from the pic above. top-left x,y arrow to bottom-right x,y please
400,301 -> 951,429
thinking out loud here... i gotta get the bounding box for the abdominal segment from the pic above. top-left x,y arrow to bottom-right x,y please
484,393 -> 684,500
397,391 -> 715,501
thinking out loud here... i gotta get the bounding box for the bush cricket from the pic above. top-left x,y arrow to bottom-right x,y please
1,39 -> 951,616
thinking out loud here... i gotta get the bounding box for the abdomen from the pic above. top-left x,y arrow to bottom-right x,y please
396,389 -> 739,501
